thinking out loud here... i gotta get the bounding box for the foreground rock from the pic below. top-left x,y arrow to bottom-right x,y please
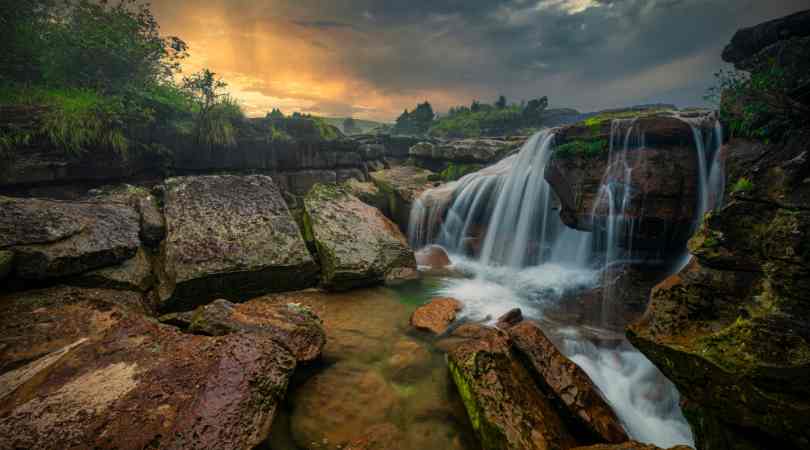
369,166 -> 435,231
447,324 -> 578,450
628,131 -> 810,446
0,196 -> 140,280
158,175 -> 318,310
410,297 -> 463,335
507,321 -> 628,444
303,184 -> 417,290
160,298 -> 325,362
572,442 -> 693,450
0,286 -> 306,450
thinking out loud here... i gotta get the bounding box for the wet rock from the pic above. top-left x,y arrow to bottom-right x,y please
410,297 -> 463,335
409,138 -> 518,173
628,129 -> 810,449
0,250 -> 12,280
345,423 -> 404,450
384,338 -> 433,383
495,308 -> 523,330
161,298 -> 325,363
0,196 -> 140,280
74,247 -> 155,292
303,184 -> 417,291
158,175 -> 318,310
447,324 -> 578,450
415,245 -> 452,269
0,286 -> 298,450
291,364 -> 398,449
572,442 -> 693,450
508,321 -> 628,444
369,166 -> 435,231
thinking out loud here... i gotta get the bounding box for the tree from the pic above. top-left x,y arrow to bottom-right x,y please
182,69 -> 241,147
343,117 -> 360,134
470,100 -> 481,112
495,95 -> 507,109
267,108 -> 284,119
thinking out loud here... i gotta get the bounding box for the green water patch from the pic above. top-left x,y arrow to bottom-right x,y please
386,276 -> 445,307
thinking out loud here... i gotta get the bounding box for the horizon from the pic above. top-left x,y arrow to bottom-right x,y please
150,0 -> 807,121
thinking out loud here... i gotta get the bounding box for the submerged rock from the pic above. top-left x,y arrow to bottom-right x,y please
158,175 -> 318,310
160,298 -> 325,362
572,442 -> 693,450
507,321 -> 628,444
410,297 -> 463,335
344,423 -> 405,450
303,183 -> 417,290
447,324 -> 578,450
0,196 -> 140,280
0,286 -> 299,450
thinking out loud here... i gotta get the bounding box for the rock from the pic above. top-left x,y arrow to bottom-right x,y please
0,250 -> 12,280
508,321 -> 628,444
721,9 -> 810,69
345,423 -> 404,450
0,286 -> 300,450
384,338 -> 433,383
0,196 -> 140,280
161,298 -> 326,363
495,308 -> 523,330
628,129 -> 810,449
369,166 -> 435,231
572,442 -> 693,450
381,134 -> 426,160
290,364 -> 398,449
303,184 -> 417,291
410,297 -> 463,335
409,138 -> 517,173
135,194 -> 166,247
74,247 -> 155,292
415,245 -> 452,268
158,175 -> 318,310
447,325 -> 578,450
345,178 -> 388,212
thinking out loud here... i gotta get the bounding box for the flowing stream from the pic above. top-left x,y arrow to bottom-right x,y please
407,115 -> 725,448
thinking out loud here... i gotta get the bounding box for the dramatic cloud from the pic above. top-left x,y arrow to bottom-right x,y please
151,0 -> 808,120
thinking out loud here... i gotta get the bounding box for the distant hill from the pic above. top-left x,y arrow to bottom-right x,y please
320,117 -> 392,135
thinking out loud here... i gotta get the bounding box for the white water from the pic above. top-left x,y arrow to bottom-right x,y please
409,116 -> 725,448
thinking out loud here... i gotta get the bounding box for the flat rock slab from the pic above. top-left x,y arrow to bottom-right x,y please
507,321 -> 628,444
159,175 -> 318,310
303,184 -> 417,291
0,196 -> 140,280
0,286 -> 300,450
447,324 -> 578,450
410,297 -> 463,335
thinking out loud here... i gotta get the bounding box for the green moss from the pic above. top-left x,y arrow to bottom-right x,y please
554,139 -> 608,159
440,163 -> 483,181
448,356 -> 508,450
731,177 -> 755,193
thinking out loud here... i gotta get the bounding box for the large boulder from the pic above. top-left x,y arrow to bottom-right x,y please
160,298 -> 325,363
628,130 -> 810,449
303,184 -> 417,290
506,321 -> 628,444
158,175 -> 318,310
546,115 -> 706,253
369,165 -> 435,231
84,183 -> 166,248
0,285 -> 311,450
410,297 -> 463,335
409,138 -> 519,174
447,324 -> 578,450
0,196 -> 140,280
721,9 -> 810,73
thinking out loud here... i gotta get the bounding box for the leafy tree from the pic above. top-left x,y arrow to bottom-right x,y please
495,95 -> 507,109
182,69 -> 241,147
267,108 -> 284,119
470,100 -> 481,112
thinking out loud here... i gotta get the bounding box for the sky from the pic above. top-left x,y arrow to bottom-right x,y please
150,0 -> 809,121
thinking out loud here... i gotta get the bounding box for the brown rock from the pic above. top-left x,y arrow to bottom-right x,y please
415,245 -> 452,268
496,308 -> 523,330
572,441 -> 693,450
508,321 -> 628,444
447,325 -> 578,450
0,286 -> 297,450
160,298 -> 326,363
384,338 -> 433,383
410,297 -> 463,335
345,423 -> 404,450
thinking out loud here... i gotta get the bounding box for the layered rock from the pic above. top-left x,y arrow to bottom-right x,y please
369,165 -> 435,231
409,138 -> 520,174
160,298 -> 325,362
628,129 -> 810,449
0,285 -> 320,450
0,196 -> 140,280
546,115 -> 704,252
158,175 -> 318,310
303,184 -> 417,290
447,324 -> 579,450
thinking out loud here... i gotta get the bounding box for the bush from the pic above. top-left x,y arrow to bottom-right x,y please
731,177 -> 754,193
554,139 -> 608,159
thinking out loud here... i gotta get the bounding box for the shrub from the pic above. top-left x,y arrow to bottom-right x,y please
554,139 -> 607,159
731,177 -> 754,193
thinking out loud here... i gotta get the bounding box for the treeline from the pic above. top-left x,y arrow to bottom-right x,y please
391,96 -> 549,138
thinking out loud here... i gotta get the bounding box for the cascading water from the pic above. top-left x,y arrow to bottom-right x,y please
408,114 -> 724,448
